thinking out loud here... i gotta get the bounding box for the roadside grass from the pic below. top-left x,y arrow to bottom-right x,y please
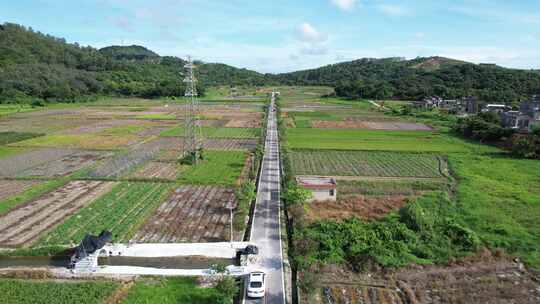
0,178 -> 69,215
289,150 -> 445,178
286,128 -> 498,153
38,182 -> 173,245
0,132 -> 44,145
10,134 -> 137,150
450,154 -> 540,269
161,126 -> 260,139
178,150 -> 247,186
0,279 -> 119,304
121,277 -> 232,304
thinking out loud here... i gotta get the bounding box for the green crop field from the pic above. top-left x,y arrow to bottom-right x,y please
135,113 -> 177,120
0,279 -> 118,304
0,105 -> 36,117
286,128 -> 496,153
121,277 -> 232,304
99,125 -> 146,136
289,150 -> 444,178
161,126 -> 260,139
178,150 -> 247,186
0,178 -> 69,215
38,182 -> 173,245
0,146 -> 25,159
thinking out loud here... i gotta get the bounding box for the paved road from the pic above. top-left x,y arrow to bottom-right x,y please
245,92 -> 285,304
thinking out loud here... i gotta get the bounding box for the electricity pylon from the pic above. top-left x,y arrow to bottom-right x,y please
182,56 -> 203,165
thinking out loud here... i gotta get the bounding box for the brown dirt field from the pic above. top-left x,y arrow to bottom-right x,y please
0,180 -> 116,247
19,151 -> 110,177
132,161 -> 178,180
133,186 -> 237,243
156,139 -> 257,161
305,251 -> 540,304
0,148 -> 76,177
0,180 -> 41,201
302,195 -> 409,223
224,118 -> 262,128
312,119 -> 432,130
199,119 -> 228,127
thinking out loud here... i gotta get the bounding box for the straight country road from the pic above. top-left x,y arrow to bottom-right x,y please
245,92 -> 285,304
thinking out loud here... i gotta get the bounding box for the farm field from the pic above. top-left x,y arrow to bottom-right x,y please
0,180 -> 42,202
131,161 -> 178,180
285,128 -> 496,152
0,279 -> 119,304
177,150 -> 247,186
38,182 -> 173,245
289,150 -> 446,178
161,126 -> 260,139
0,148 -> 76,177
10,134 -> 138,150
0,131 -> 43,145
133,186 -> 237,243
121,277 -> 233,304
0,180 -> 115,247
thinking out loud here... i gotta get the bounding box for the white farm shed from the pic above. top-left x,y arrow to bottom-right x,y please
296,176 -> 337,202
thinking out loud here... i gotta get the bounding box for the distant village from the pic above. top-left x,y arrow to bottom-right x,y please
412,95 -> 540,133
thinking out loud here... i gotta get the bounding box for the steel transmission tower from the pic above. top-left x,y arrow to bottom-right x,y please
182,56 -> 203,164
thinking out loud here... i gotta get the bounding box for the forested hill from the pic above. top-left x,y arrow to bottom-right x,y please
0,23 -> 266,103
272,57 -> 540,103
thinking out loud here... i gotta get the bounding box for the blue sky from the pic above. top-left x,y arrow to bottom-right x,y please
1,0 -> 539,73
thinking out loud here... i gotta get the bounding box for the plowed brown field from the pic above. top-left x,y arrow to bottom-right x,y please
0,180 -> 115,247
133,186 -> 237,243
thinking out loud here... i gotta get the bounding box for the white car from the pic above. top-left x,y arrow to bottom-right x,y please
247,271 -> 266,298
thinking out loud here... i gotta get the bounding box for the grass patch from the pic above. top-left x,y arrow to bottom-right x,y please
0,279 -> 118,304
0,146 -> 25,159
135,113 -> 176,120
0,178 -> 69,215
0,132 -> 44,145
289,150 -> 444,177
178,151 -> 247,186
11,134 -> 137,150
161,126 -> 260,139
0,105 -> 36,117
450,154 -> 540,269
38,182 -> 173,245
121,277 -> 232,304
286,128 -> 497,153
337,179 -> 448,196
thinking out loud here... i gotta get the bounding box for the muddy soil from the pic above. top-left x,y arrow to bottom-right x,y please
132,161 -> 178,180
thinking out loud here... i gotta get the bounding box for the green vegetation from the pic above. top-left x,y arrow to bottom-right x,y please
0,146 -> 25,159
0,104 -> 35,117
234,181 -> 256,231
450,154 -> 540,268
0,131 -> 44,145
0,178 -> 69,215
286,128 -> 495,153
0,279 -> 118,304
289,150 -> 444,177
337,179 -> 448,196
135,113 -> 176,120
38,182 -> 172,245
121,277 -> 234,304
275,56 -> 540,103
178,151 -> 247,186
294,191 -> 480,269
161,126 -> 260,139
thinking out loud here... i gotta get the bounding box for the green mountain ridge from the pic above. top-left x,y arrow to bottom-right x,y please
1,22 -> 539,104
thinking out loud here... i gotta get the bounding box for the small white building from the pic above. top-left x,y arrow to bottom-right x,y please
296,176 -> 337,202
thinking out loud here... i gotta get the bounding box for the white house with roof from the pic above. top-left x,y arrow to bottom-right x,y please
296,176 -> 337,202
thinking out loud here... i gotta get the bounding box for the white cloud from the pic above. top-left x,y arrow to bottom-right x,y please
377,4 -> 410,16
296,22 -> 327,43
330,0 -> 358,11
414,32 -> 426,39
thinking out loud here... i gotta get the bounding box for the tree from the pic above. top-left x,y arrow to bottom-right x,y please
283,182 -> 312,206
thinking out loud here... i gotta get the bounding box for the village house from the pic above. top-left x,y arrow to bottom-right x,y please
296,176 -> 337,202
412,96 -> 478,114
500,95 -> 540,132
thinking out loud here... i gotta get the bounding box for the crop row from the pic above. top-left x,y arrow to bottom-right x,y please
38,182 -> 173,245
161,126 -> 260,139
289,150 -> 444,178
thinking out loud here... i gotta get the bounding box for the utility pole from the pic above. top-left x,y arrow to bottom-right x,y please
182,56 -> 203,165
